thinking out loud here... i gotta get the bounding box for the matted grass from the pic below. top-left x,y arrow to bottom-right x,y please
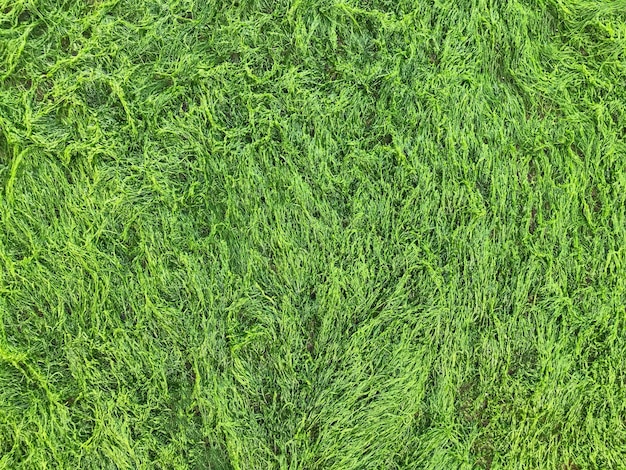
1,0 -> 626,468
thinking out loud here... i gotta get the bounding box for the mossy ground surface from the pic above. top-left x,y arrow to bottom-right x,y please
1,0 -> 626,468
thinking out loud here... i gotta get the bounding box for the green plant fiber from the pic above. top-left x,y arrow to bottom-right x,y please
1,0 -> 626,468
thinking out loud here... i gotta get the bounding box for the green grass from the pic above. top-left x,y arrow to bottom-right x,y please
1,0 -> 626,468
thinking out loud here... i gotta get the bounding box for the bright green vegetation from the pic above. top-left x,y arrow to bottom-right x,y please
1,0 -> 625,468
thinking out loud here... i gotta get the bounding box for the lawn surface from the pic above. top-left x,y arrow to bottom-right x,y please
1,0 -> 626,468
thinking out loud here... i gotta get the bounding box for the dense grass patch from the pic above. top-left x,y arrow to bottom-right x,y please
1,0 -> 626,468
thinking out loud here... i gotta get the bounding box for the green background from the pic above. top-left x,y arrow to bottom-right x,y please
1,0 -> 625,468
